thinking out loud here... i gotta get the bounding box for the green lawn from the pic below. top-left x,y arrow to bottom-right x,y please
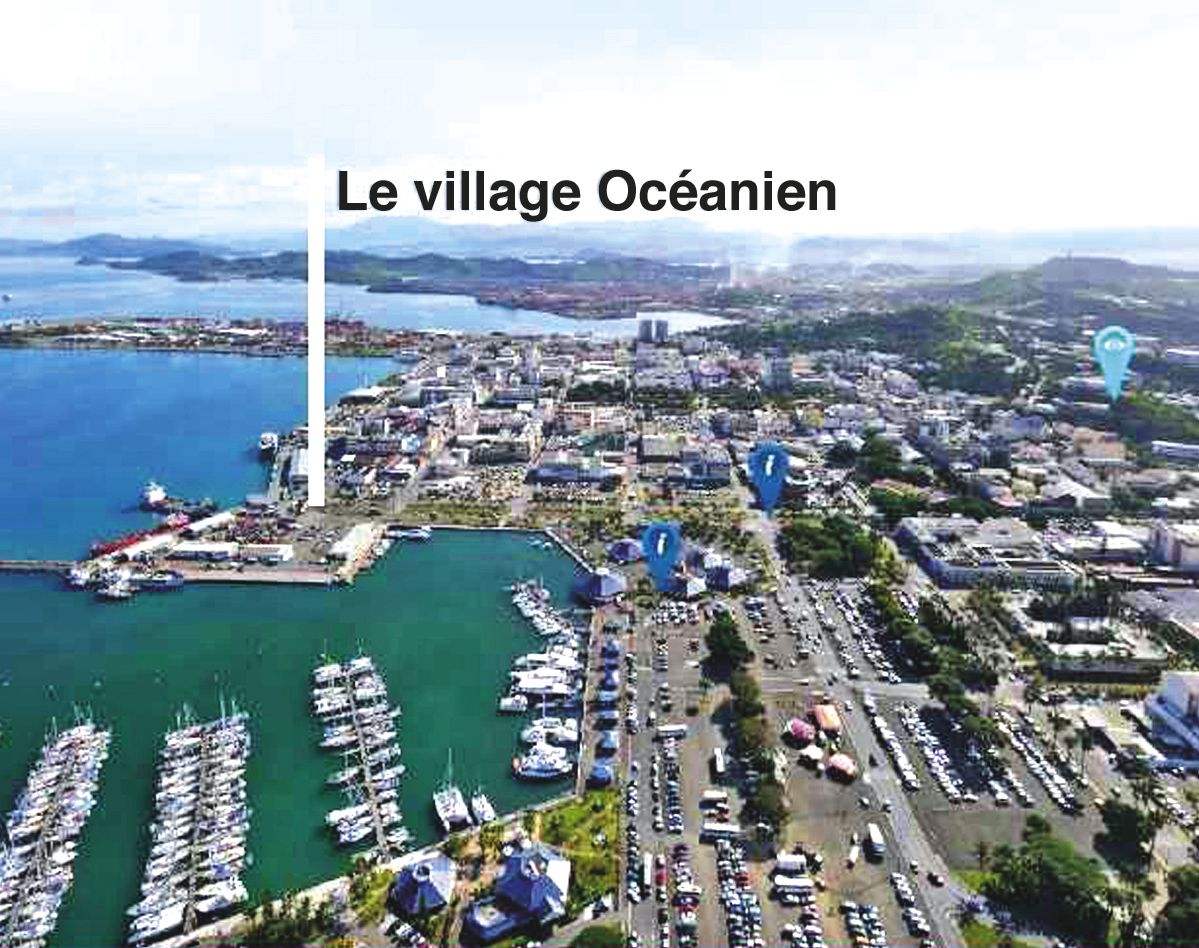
537,789 -> 620,917
961,918 -> 1035,948
958,869 -> 994,892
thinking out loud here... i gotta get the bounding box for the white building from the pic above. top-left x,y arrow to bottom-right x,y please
896,516 -> 1078,589
1146,672 -> 1199,754
1150,522 -> 1199,571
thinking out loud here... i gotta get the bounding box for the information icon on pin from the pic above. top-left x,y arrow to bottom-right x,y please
641,521 -> 682,593
1092,325 -> 1136,402
748,441 -> 790,515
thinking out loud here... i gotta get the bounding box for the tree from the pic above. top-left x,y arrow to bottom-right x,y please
705,613 -> 752,673
1099,799 -> 1158,865
975,839 -> 992,871
570,924 -> 626,948
1153,865 -> 1199,947
745,778 -> 789,832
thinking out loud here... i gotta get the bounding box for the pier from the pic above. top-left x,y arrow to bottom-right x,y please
0,722 -> 110,948
344,676 -> 391,855
0,559 -> 76,574
129,712 -> 250,945
312,657 -> 407,859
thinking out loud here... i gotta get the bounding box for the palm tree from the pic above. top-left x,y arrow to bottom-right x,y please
1078,728 -> 1094,771
975,839 -> 992,871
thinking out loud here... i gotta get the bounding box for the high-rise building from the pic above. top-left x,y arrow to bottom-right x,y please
654,319 -> 669,343
638,319 -> 655,344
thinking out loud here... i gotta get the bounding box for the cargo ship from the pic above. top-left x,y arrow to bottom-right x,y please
139,480 -> 218,518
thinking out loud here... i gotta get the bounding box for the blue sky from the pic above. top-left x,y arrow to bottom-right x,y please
2,0 -> 1196,239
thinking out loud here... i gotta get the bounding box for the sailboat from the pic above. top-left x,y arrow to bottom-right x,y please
431,748 -> 471,834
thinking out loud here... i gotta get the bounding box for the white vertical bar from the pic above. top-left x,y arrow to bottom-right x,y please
306,154 -> 326,508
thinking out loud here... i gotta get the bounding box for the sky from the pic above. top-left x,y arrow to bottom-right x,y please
2,0 -> 1197,240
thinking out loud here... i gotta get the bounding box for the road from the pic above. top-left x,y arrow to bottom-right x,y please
746,505 -> 968,948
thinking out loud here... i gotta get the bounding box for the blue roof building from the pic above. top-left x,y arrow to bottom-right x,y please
596,730 -> 620,756
588,762 -> 614,786
462,843 -> 572,943
605,538 -> 644,563
388,853 -> 458,916
572,567 -> 628,605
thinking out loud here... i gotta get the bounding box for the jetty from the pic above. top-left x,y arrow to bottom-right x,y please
0,720 -> 110,948
311,657 -> 408,858
128,709 -> 251,945
0,559 -> 76,574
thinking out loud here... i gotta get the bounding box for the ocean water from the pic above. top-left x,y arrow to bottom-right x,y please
0,255 -> 732,336
0,348 -> 384,559
0,349 -> 584,947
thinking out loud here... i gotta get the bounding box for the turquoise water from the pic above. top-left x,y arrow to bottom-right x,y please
0,256 -> 732,336
0,536 -> 577,948
0,348 -> 584,946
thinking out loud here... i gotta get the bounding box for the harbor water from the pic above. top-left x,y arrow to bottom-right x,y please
0,348 -> 583,946
0,256 -> 733,336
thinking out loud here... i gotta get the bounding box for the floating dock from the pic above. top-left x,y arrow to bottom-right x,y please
311,657 -> 409,857
127,709 -> 251,945
0,720 -> 111,948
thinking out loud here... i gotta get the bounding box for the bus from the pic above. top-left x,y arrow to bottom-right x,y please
700,821 -> 744,841
865,822 -> 886,859
712,747 -> 728,782
642,852 -> 653,891
655,724 -> 688,741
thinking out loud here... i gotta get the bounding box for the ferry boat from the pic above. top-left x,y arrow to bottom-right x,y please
96,579 -> 136,602
470,788 -> 497,824
258,431 -> 279,457
432,750 -> 472,834
135,570 -> 185,592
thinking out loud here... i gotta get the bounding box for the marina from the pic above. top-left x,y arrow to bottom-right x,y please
311,656 -> 409,855
0,531 -> 576,948
128,709 -> 251,944
0,719 -> 111,948
500,581 -> 587,785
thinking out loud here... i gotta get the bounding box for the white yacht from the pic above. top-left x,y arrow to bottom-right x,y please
470,788 -> 497,824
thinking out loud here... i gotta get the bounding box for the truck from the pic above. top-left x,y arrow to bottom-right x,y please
700,789 -> 730,807
865,822 -> 885,859
846,843 -> 861,868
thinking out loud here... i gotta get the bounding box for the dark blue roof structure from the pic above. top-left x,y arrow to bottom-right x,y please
388,854 -> 457,916
605,538 -> 644,563
571,567 -> 628,605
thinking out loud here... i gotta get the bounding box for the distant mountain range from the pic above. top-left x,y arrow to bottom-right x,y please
0,233 -> 229,259
7,221 -> 1199,270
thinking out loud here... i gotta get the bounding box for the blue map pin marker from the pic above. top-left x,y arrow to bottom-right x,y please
641,521 -> 682,593
748,441 -> 790,514
1092,325 -> 1135,402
